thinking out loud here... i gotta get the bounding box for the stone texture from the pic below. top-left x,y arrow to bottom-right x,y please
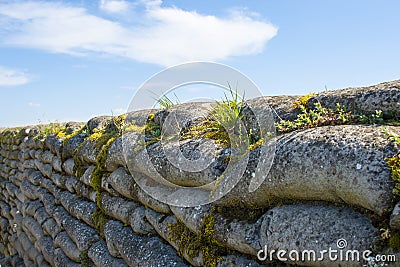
73,139 -> 98,164
44,135 -> 62,158
54,231 -> 81,262
104,220 -> 187,267
154,102 -> 215,131
107,167 -> 171,214
42,218 -> 61,239
68,199 -> 97,228
105,136 -> 125,172
390,202 -> 400,230
129,206 -> 155,235
62,134 -> 86,159
20,180 -> 38,200
35,236 -> 55,266
53,248 -> 81,267
22,216 -> 44,241
258,204 -> 378,267
245,95 -> 300,122
107,167 -> 138,200
62,158 -> 75,176
88,240 -> 128,267
62,216 -> 99,251
87,116 -> 112,132
101,193 -> 138,225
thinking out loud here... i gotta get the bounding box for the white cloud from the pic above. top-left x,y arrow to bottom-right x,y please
28,102 -> 41,108
99,0 -> 130,13
0,66 -> 30,86
0,1 -> 278,66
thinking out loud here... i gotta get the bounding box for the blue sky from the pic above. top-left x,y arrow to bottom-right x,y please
0,0 -> 399,127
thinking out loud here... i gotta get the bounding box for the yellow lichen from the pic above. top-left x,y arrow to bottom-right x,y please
385,153 -> 400,195
248,138 -> 264,151
293,93 -> 316,109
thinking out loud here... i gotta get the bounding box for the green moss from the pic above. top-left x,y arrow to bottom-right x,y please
181,120 -> 230,148
199,213 -> 224,267
76,116 -> 123,239
123,123 -> 146,134
90,136 -> 115,191
78,249 -> 91,267
93,208 -> 108,236
91,131 -> 116,151
168,211 -> 224,267
95,190 -> 105,212
389,232 -> 400,250
75,166 -> 87,180
204,128 -> 230,148
72,141 -> 87,178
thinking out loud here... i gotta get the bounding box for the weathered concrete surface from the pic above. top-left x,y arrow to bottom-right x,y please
169,204 -> 378,267
54,231 -> 81,262
259,204 -> 378,267
123,123 -> 398,215
154,102 -> 215,131
390,202 -> 400,230
88,240 -> 127,267
103,220 -> 188,267
215,125 -> 399,215
309,80 -> 400,117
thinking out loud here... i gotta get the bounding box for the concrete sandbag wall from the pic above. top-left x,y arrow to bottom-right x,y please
0,80 -> 400,267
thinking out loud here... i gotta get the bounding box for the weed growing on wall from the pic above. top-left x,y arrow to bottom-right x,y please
156,93 -> 180,109
277,93 -> 399,134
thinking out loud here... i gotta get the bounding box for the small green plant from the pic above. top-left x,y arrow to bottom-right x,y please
144,113 -> 162,145
277,102 -> 353,133
180,85 -> 268,154
383,129 -> 400,145
156,93 -> 180,109
358,110 -> 384,124
34,122 -> 64,141
211,84 -> 243,131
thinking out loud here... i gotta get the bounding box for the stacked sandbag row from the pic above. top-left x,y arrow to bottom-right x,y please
115,80 -> 400,266
0,123 -> 264,266
0,79 -> 399,267
0,126 -> 190,267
